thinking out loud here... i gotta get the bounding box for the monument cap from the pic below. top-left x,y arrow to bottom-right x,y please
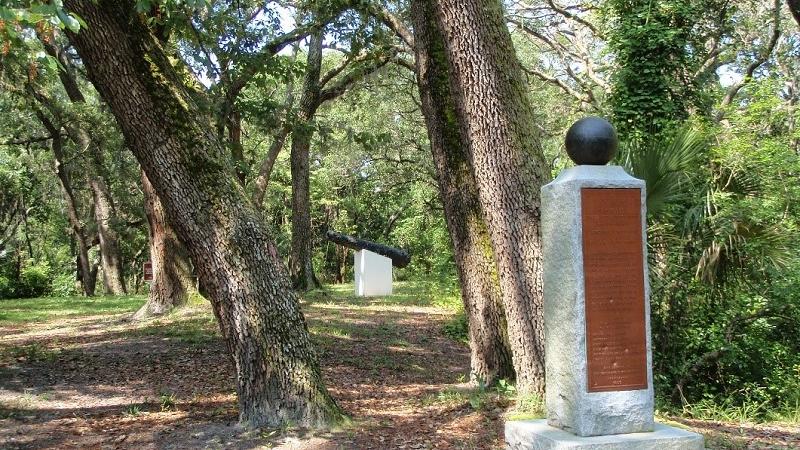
565,117 -> 618,165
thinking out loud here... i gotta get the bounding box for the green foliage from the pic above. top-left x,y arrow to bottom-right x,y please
49,271 -> 78,298
507,392 -> 546,422
0,275 -> 11,298
605,0 -> 727,137
618,127 -> 706,217
0,257 -> 56,300
15,260 -> 51,298
159,391 -> 177,411
621,82 -> 800,418
0,2 -> 84,33
0,22 -> 147,299
442,311 -> 468,344
421,378 -> 517,413
122,403 -> 142,417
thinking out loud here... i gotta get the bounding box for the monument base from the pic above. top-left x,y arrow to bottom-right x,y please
506,420 -> 703,450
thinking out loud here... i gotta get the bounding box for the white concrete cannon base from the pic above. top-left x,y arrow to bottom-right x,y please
354,249 -> 393,297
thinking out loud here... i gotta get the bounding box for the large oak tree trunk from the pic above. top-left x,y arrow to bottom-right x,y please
430,0 -> 549,394
133,171 -> 194,319
289,32 -> 323,291
64,0 -> 341,427
411,0 -> 514,386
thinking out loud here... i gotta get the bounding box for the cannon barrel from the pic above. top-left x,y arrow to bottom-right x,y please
325,230 -> 411,268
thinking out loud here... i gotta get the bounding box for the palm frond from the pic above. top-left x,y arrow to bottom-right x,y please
617,127 -> 708,219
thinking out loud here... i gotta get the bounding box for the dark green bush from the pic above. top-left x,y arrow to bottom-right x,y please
15,262 -> 52,299
0,274 -> 12,299
50,272 -> 78,298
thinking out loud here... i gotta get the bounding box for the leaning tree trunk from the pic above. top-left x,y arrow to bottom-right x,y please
289,31 -> 323,291
412,0 -> 514,386
252,124 -> 291,205
251,83 -> 295,206
41,38 -> 127,295
430,0 -> 550,395
133,171 -> 195,319
789,0 -> 800,28
35,109 -> 96,297
64,0 -> 341,427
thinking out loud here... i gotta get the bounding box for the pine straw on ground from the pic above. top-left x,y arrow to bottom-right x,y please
0,290 -> 797,449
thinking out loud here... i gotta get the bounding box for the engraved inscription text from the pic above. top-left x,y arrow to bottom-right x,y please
581,188 -> 648,392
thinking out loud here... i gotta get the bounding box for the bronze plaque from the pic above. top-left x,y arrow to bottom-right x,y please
581,188 -> 648,392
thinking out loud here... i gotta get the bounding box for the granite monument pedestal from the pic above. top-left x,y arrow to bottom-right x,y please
505,117 -> 703,449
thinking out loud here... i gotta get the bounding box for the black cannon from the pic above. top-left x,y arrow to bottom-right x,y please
325,230 -> 411,268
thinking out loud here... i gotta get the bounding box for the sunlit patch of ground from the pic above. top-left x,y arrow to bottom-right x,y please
0,283 -> 506,449
0,283 -> 797,449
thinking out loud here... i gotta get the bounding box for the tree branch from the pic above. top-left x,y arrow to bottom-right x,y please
319,48 -> 398,103
522,65 -> 590,105
788,0 -> 800,29
718,0 -> 781,116
1,135 -> 60,146
543,0 -> 599,35
367,5 -> 414,48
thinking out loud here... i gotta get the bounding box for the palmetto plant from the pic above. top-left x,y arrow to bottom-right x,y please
617,125 -> 798,408
618,127 -> 706,220
617,127 -> 791,287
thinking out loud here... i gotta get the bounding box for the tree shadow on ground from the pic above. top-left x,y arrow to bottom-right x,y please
668,417 -> 800,449
0,291 -> 507,449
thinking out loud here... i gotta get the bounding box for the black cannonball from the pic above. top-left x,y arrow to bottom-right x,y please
565,117 -> 618,165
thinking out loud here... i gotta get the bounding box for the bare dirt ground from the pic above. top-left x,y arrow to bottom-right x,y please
0,291 -> 797,449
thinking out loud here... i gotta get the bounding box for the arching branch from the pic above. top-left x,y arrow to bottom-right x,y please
367,5 -> 414,49
717,0 -> 781,117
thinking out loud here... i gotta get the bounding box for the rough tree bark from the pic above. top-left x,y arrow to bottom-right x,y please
429,0 -> 550,395
40,38 -> 127,295
34,109 -> 96,296
788,0 -> 800,28
289,31 -> 324,291
64,0 -> 341,427
88,168 -> 127,295
411,0 -> 514,385
133,171 -> 195,319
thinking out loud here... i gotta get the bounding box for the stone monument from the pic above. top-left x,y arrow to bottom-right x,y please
506,117 -> 704,449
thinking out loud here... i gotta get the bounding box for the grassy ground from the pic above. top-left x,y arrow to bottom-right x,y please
0,282 -> 797,449
0,295 -> 144,323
